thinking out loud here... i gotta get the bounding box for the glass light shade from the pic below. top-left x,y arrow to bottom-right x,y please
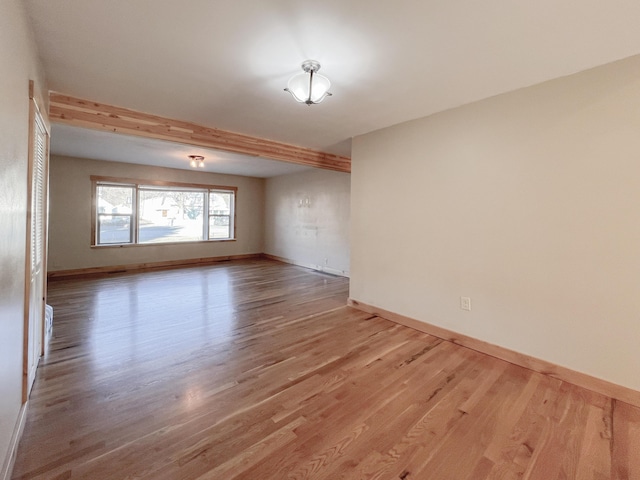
309,73 -> 331,103
189,155 -> 205,168
286,71 -> 332,104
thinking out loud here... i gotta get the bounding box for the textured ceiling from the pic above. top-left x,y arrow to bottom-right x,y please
25,0 -> 640,173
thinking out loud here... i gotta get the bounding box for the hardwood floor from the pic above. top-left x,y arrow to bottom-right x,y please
12,259 -> 640,479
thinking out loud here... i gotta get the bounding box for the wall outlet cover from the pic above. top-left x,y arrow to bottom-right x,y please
460,297 -> 471,311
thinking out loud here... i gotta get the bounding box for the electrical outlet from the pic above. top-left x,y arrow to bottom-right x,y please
460,297 -> 471,311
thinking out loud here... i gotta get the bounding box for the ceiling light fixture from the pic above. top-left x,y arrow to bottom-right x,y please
188,155 -> 205,168
285,60 -> 332,105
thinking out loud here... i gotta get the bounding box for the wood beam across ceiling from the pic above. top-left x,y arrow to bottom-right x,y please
49,93 -> 351,173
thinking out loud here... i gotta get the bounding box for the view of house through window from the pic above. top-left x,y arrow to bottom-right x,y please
138,188 -> 205,243
97,185 -> 134,244
95,179 -> 235,246
209,191 -> 233,239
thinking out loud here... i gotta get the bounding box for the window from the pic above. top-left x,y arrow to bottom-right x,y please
97,184 -> 134,244
138,187 -> 205,244
92,177 -> 236,246
209,191 -> 234,239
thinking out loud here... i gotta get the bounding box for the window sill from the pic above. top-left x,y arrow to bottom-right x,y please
91,239 -> 237,248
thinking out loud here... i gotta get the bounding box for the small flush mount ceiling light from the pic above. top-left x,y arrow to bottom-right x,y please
188,155 -> 205,168
285,60 -> 332,105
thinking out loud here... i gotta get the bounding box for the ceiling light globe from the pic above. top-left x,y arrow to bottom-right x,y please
286,73 -> 312,103
285,60 -> 332,105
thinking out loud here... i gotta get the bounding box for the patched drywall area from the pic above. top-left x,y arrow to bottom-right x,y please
264,169 -> 350,276
351,54 -> 640,392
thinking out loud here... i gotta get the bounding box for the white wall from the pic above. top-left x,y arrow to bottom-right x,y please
351,54 -> 640,392
0,0 -> 48,475
264,169 -> 350,276
48,155 -> 265,271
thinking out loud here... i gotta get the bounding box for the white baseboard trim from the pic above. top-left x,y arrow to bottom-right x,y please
1,402 -> 28,480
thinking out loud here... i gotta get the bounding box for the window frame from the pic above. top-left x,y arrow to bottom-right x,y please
208,189 -> 235,240
95,182 -> 136,245
91,176 -> 237,247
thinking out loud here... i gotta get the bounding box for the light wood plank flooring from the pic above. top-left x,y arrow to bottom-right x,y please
12,259 -> 640,479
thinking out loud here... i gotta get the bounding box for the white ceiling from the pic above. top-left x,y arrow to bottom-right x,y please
25,0 -> 640,175
51,124 -> 313,178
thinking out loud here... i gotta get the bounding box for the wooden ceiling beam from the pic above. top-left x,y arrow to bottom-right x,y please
49,93 -> 351,173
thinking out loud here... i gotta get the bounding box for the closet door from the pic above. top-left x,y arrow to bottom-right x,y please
24,84 -> 49,399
